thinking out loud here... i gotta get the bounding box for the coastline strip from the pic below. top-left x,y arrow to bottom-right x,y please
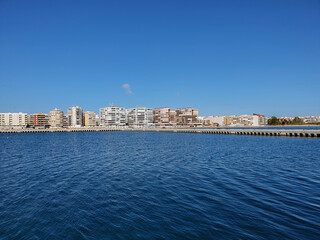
0,128 -> 320,138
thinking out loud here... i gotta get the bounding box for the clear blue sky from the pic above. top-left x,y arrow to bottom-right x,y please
1,0 -> 319,117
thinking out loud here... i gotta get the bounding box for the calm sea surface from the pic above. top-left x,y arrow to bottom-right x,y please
0,132 -> 320,240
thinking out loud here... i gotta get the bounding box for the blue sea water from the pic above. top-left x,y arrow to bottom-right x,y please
0,132 -> 320,240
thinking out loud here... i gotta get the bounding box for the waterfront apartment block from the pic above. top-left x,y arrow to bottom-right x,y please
300,116 -> 320,124
203,114 -> 267,127
127,107 -> 153,128
84,112 -> 97,127
0,112 -> 27,128
227,114 -> 267,127
99,106 -> 126,127
68,106 -> 83,127
153,107 -> 199,127
201,117 -> 216,127
176,108 -> 199,126
204,116 -> 225,127
153,107 -> 177,127
66,114 -> 72,127
27,113 -> 50,128
252,114 -> 268,126
49,109 -> 66,128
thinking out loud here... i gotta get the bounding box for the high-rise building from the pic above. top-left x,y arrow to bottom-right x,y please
127,107 -> 153,128
49,109 -> 66,128
252,114 -> 267,126
84,112 -> 97,127
95,115 -> 100,126
0,112 -> 27,128
153,107 -> 176,126
66,114 -> 72,127
68,106 -> 83,127
99,106 -> 126,127
176,108 -> 198,126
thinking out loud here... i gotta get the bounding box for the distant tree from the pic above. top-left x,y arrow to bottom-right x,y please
268,116 -> 280,125
291,117 -> 304,125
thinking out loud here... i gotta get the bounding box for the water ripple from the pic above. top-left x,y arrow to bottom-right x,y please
0,132 -> 319,239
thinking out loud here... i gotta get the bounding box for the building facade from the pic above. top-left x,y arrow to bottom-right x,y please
300,116 -> 320,124
0,112 -> 27,128
49,109 -> 66,128
27,113 -> 49,128
176,108 -> 198,126
127,107 -> 153,128
153,107 -> 176,126
202,114 -> 267,127
99,106 -> 126,127
68,106 -> 83,127
84,111 -> 97,127
205,116 -> 225,127
228,115 -> 267,127
252,114 -> 267,126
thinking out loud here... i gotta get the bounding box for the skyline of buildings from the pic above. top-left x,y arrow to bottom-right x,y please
1,105 -> 319,129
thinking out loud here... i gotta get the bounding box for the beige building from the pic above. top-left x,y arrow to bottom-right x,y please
84,112 -> 97,127
153,107 -> 176,127
201,117 -> 219,127
176,108 -> 198,126
205,116 -> 225,127
227,115 -> 267,127
0,112 -> 27,128
49,109 -> 66,128
202,114 -> 267,127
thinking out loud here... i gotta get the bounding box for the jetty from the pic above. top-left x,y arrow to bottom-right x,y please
131,128 -> 320,138
0,127 -> 320,138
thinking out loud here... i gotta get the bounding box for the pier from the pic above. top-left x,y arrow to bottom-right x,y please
132,128 -> 320,138
0,127 -> 320,137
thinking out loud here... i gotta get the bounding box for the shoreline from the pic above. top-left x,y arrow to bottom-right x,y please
216,125 -> 319,128
0,127 -> 319,138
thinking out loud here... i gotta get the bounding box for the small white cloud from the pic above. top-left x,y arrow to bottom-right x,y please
122,83 -> 133,94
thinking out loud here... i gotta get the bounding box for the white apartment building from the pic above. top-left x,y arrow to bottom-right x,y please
301,116 -> 320,124
252,115 -> 267,126
127,107 -> 153,128
99,106 -> 126,127
227,115 -> 267,127
0,112 -> 27,128
207,116 -> 225,127
68,106 -> 83,127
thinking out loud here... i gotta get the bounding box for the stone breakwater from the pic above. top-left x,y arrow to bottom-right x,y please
0,127 -> 320,137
